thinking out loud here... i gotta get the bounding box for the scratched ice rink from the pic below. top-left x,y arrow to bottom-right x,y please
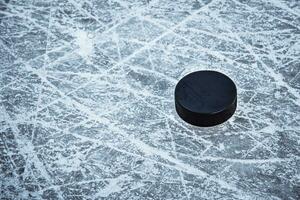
0,0 -> 299,199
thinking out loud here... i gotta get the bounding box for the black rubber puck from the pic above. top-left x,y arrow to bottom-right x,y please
175,70 -> 237,127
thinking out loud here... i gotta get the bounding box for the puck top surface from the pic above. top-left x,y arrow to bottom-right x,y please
175,70 -> 237,127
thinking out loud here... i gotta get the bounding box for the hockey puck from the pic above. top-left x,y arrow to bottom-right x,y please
175,70 -> 237,127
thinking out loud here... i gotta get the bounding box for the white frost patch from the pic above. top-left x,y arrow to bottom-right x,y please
274,91 -> 281,99
218,143 -> 225,150
95,174 -> 130,198
74,30 -> 94,63
54,152 -> 83,173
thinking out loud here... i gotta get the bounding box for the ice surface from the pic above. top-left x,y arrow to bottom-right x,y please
0,0 -> 299,199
